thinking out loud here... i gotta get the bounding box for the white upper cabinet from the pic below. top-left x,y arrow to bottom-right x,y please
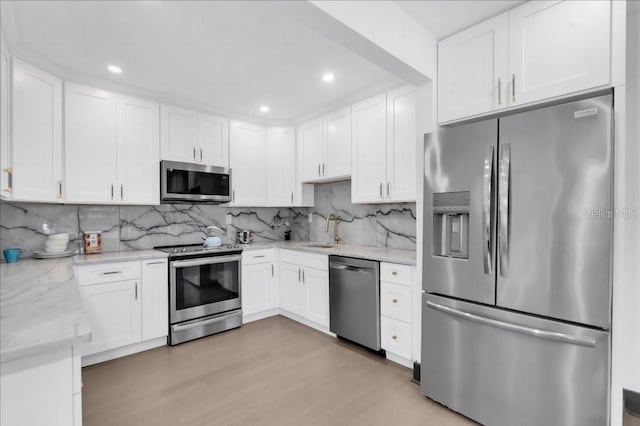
386,86 -> 417,203
8,58 -> 63,202
299,118 -> 324,182
116,95 -> 159,205
438,13 -> 508,123
198,113 -> 229,166
0,36 -> 9,199
229,120 -> 267,206
66,83 -> 160,205
438,0 -> 612,123
160,104 -> 229,167
267,127 -> 296,206
160,105 -> 196,163
508,0 -> 610,106
299,107 -> 352,183
65,83 -> 117,204
323,107 -> 351,179
351,93 -> 388,203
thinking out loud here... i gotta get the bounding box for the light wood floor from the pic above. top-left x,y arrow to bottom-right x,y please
82,315 -> 475,426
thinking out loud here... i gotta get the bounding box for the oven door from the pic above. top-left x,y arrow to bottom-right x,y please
161,160 -> 231,203
170,254 -> 241,324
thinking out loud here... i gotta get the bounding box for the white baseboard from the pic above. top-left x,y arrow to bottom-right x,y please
385,351 -> 413,368
278,309 -> 336,337
81,337 -> 167,367
242,308 -> 279,324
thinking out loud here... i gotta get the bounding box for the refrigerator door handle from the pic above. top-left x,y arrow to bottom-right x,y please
498,143 -> 511,277
425,300 -> 596,348
482,144 -> 494,275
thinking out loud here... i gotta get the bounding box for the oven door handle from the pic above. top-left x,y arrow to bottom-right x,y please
171,254 -> 242,269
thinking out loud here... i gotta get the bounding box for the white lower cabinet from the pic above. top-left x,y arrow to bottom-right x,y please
381,316 -> 412,360
76,258 -> 168,362
279,251 -> 329,329
0,346 -> 81,426
241,249 -> 278,318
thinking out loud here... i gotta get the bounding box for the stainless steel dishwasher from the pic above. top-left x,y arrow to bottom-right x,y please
329,256 -> 381,351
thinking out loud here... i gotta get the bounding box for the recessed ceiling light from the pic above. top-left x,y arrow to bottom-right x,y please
107,65 -> 122,74
322,72 -> 335,83
260,105 -> 270,113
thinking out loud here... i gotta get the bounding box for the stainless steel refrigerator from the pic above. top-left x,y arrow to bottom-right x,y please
421,93 -> 613,426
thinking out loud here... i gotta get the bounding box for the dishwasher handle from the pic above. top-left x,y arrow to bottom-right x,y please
330,261 -> 374,274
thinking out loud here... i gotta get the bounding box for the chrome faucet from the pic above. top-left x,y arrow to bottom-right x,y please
325,213 -> 341,245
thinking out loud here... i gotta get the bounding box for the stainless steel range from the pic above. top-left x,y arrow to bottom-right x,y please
155,243 -> 243,345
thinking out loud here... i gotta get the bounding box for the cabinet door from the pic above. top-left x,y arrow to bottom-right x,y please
298,118 -> 324,182
324,107 -> 351,179
229,121 -> 267,206
438,13 -> 508,123
160,104 -> 196,163
0,40 -> 9,199
141,259 -> 168,341
65,83 -> 117,204
508,0 -> 610,106
198,113 -> 228,166
386,86 -> 417,202
10,58 -> 63,202
267,127 -> 296,206
116,95 -> 159,205
280,262 -> 304,315
242,262 -> 275,316
303,267 -> 329,327
79,280 -> 141,356
351,93 -> 388,203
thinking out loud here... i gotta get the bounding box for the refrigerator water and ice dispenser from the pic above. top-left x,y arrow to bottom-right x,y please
432,191 -> 470,259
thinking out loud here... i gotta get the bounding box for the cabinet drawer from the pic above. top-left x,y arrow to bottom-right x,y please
380,262 -> 412,286
381,316 -> 412,360
76,261 -> 141,285
279,249 -> 304,265
380,281 -> 412,323
242,249 -> 275,265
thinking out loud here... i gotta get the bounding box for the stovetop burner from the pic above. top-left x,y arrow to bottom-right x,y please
155,243 -> 242,257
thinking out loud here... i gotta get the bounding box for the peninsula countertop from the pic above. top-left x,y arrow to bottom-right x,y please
0,258 -> 91,363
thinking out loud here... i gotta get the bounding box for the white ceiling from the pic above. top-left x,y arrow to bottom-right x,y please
1,1 -> 399,123
396,0 -> 524,40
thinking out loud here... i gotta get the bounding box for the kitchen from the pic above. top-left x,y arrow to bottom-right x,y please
0,1 -> 638,425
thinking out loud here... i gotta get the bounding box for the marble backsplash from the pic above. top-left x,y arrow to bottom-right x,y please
0,181 -> 416,257
296,181 -> 416,250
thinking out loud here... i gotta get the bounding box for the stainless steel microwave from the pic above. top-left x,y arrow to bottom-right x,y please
161,160 -> 232,203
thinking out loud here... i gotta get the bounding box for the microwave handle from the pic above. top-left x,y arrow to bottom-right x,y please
170,254 -> 241,269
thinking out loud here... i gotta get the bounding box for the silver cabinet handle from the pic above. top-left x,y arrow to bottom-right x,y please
145,261 -> 165,265
120,184 -> 124,200
298,268 -> 301,282
291,192 -> 294,203
57,180 -> 63,198
111,184 -> 114,200
392,335 -> 398,340
101,271 -> 122,275
2,167 -> 12,193
426,300 -> 596,347
498,143 -> 511,278
135,282 -> 138,301
322,163 -> 326,176
200,148 -> 203,161
387,182 -> 391,198
193,147 -> 196,160
252,255 -> 265,258
392,298 -> 398,304
379,182 -> 384,199
483,144 -> 494,275
302,269 -> 305,284
271,264 -> 274,277
512,74 -> 516,103
497,77 -> 502,106
232,190 -> 235,202
318,164 -> 321,176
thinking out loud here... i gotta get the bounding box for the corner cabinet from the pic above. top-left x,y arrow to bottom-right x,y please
299,107 -> 351,183
438,0 -> 612,124
160,104 -> 229,167
65,83 -> 160,205
5,58 -> 63,202
351,86 -> 417,204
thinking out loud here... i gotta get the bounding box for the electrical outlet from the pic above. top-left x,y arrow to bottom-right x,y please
226,214 -> 232,225
308,213 -> 313,223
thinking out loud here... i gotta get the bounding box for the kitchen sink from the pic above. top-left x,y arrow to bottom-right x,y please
303,243 -> 335,249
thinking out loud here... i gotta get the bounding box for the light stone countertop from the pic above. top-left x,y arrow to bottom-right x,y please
0,258 -> 91,363
240,241 -> 417,265
73,249 -> 168,266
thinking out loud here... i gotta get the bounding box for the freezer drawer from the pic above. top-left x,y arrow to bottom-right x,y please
421,293 -> 609,426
